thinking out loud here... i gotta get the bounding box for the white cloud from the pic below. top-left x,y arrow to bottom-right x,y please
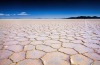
0,13 -> 5,16
13,14 -> 16,15
0,13 -> 11,16
0,12 -> 29,16
17,12 -> 29,15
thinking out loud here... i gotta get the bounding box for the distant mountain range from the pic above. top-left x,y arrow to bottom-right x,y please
65,16 -> 100,19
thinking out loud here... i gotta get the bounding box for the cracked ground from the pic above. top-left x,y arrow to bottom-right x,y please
0,19 -> 100,65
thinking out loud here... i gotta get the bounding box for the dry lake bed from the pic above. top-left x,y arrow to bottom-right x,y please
0,19 -> 100,65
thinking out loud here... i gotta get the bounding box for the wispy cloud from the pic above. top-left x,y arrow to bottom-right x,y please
0,13 -> 11,16
0,13 -> 5,16
17,12 -> 29,15
0,12 -> 29,16
13,14 -> 16,15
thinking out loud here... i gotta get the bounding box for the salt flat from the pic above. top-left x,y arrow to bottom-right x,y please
0,19 -> 100,65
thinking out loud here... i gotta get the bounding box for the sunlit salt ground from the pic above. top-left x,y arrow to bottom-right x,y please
0,19 -> 100,65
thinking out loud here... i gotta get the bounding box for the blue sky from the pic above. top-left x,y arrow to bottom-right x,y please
0,0 -> 100,18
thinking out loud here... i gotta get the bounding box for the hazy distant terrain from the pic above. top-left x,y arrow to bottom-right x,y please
0,19 -> 100,65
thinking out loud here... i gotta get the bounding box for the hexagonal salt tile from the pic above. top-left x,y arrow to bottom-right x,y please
4,41 -> 19,45
10,52 -> 25,62
4,45 -> 23,52
30,41 -> 43,45
42,52 -> 70,65
74,44 -> 94,53
26,50 -> 45,59
19,41 -> 30,45
24,45 -> 35,51
51,44 -> 61,49
59,47 -> 77,54
36,37 -> 49,41
84,53 -> 100,60
16,59 -> 43,65
0,59 -> 12,65
36,45 -> 57,52
0,50 -> 13,59
84,43 -> 100,49
71,54 -> 93,65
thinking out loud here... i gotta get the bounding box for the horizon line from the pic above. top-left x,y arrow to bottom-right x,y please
0,16 -> 100,19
